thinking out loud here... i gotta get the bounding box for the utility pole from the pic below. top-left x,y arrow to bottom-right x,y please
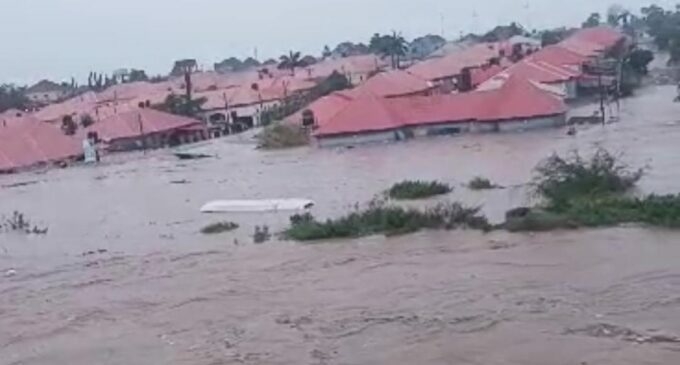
138,113 -> 147,154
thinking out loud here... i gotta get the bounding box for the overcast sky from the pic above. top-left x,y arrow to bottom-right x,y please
0,0 -> 667,85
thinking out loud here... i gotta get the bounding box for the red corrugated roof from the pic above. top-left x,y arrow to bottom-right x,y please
530,45 -> 590,67
493,59 -> 580,85
285,92 -> 354,128
470,64 -> 505,87
408,43 -> 502,81
314,91 -> 404,136
354,70 -> 433,97
568,26 -> 624,50
474,74 -> 567,122
82,109 -> 202,142
314,73 -> 566,137
0,118 -> 81,172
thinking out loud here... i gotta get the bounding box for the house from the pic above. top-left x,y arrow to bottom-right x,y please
81,109 -> 206,151
350,70 -> 436,98
482,59 -> 581,99
0,117 -> 82,173
407,43 -> 505,92
312,74 -> 566,147
25,80 -> 70,104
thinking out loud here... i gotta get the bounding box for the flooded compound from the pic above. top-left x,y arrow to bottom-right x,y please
2,85 -> 680,364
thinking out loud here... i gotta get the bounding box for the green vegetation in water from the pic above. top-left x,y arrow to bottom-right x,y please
284,201 -> 490,241
1,211 -> 48,235
387,180 -> 452,200
256,123 -> 309,149
201,221 -> 239,235
506,149 -> 680,231
468,177 -> 499,190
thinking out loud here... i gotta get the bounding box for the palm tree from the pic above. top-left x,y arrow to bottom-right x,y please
369,32 -> 408,69
388,31 -> 408,69
278,51 -> 304,76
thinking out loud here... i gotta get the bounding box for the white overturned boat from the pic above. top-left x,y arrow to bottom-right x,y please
200,199 -> 314,213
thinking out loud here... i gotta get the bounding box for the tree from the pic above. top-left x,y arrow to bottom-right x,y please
0,84 -> 29,113
80,113 -> 95,128
242,57 -> 261,69
583,13 -> 602,28
540,29 -> 567,47
128,69 -> 149,82
214,57 -> 243,73
278,51 -> 305,76
482,22 -> 526,42
370,32 -> 408,69
625,49 -> 654,74
333,42 -> 369,57
170,59 -> 198,76
61,115 -> 77,135
156,94 -> 207,118
322,45 -> 332,59
410,34 -> 446,59
607,4 -> 629,26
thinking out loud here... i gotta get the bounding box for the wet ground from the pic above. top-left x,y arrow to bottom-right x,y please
1,85 -> 680,364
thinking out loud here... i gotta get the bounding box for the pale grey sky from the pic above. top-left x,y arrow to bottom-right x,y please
0,0 -> 666,85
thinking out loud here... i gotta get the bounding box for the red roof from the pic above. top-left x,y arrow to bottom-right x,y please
354,70 -> 433,97
470,64 -> 505,87
0,118 -> 81,172
314,91 -> 404,136
530,45 -> 591,67
493,59 -> 580,85
82,109 -> 202,142
408,43 -> 502,81
473,74 -> 567,122
285,92 -> 353,128
314,74 -> 566,137
568,26 -> 624,50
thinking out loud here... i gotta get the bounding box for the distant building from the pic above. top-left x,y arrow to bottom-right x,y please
0,117 -> 82,173
25,80 -> 70,105
308,74 -> 567,148
81,109 -> 207,152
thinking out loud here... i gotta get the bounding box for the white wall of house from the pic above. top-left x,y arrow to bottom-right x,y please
27,90 -> 67,104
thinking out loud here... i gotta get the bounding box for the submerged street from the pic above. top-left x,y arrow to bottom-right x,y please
2,85 -> 680,364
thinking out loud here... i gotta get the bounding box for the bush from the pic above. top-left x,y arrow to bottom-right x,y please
256,123 -> 309,149
1,211 -> 48,235
534,149 -> 643,211
388,180 -> 452,200
503,149 -> 680,231
284,202 -> 490,241
201,221 -> 239,234
468,177 -> 498,190
503,208 -> 579,232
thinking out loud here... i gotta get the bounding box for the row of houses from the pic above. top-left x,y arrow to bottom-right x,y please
286,26 -> 627,147
0,27 -> 627,171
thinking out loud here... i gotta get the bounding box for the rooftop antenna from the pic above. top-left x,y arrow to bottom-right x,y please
440,13 -> 445,38
254,47 -> 259,61
524,1 -> 532,33
472,10 -> 479,35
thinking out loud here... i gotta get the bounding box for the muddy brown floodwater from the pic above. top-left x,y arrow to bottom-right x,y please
2,85 -> 680,364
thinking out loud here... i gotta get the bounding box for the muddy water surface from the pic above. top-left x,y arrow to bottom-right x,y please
1,86 -> 680,364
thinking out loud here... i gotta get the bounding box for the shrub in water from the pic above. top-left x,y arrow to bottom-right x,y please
468,177 -> 498,190
201,221 -> 239,234
388,180 -> 452,200
534,149 -> 643,210
256,123 -> 309,149
284,202 -> 489,241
